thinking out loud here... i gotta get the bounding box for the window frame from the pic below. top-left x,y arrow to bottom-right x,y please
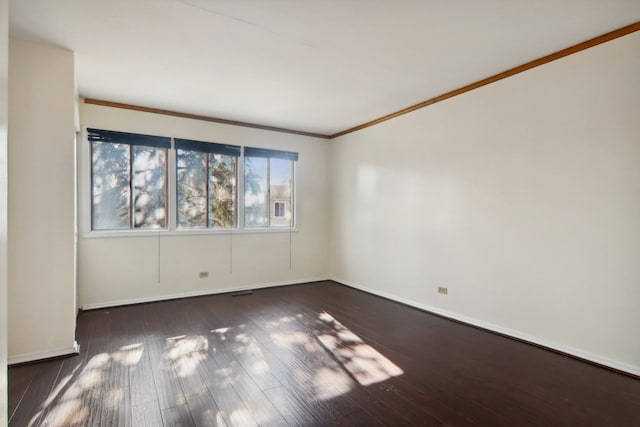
243,147 -> 297,229
174,138 -> 240,230
88,128 -> 170,231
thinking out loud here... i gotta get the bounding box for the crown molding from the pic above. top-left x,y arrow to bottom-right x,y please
330,22 -> 640,138
83,98 -> 331,139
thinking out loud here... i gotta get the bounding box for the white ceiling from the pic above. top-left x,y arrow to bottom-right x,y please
9,1 -> 640,136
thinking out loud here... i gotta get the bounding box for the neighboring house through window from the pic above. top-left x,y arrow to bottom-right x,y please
273,201 -> 286,218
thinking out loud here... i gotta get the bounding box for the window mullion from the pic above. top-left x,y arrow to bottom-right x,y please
167,141 -> 176,231
267,158 -> 271,227
129,144 -> 134,229
206,153 -> 210,228
290,160 -> 294,227
238,153 -> 245,229
89,141 -> 94,231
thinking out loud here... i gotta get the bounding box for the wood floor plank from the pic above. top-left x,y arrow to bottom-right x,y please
82,385 -> 131,427
131,400 -> 163,427
161,403 -> 195,427
9,359 -> 62,426
146,337 -> 187,410
186,391 -> 228,427
129,345 -> 157,406
7,363 -> 38,421
166,336 -> 210,400
195,350 -> 260,427
206,345 -> 286,426
37,355 -> 89,426
84,336 -> 130,391
263,385 -> 328,426
208,325 -> 282,392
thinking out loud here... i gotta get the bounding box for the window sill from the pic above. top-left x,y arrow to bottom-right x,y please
81,227 -> 299,239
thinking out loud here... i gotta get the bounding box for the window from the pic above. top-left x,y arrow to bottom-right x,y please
175,139 -> 240,228
89,128 -> 170,230
88,129 -> 299,233
244,147 -> 298,227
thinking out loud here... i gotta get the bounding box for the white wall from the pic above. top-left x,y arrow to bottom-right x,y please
8,39 -> 77,363
329,32 -> 640,375
0,0 -> 8,423
78,102 -> 330,308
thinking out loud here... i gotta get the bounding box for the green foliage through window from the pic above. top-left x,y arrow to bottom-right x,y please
177,149 -> 237,228
91,141 -> 167,230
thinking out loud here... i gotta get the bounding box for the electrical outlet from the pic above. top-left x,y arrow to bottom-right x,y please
438,286 -> 448,295
199,271 -> 209,278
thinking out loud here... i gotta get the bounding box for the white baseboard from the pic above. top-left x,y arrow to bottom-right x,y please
81,277 -> 329,310
9,341 -> 80,365
331,277 -> 640,377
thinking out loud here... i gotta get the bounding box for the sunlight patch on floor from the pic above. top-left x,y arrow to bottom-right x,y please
164,335 -> 209,378
111,343 -> 144,366
233,332 -> 270,375
37,347 -> 131,426
317,311 -> 403,386
40,398 -> 87,426
270,330 -> 316,351
43,363 -> 81,407
313,366 -> 353,400
228,407 -> 258,427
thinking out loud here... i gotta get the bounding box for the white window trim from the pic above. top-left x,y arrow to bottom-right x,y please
243,155 -> 296,229
167,139 -> 177,232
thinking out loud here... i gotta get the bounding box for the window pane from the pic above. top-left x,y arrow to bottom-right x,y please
91,141 -> 130,230
177,149 -> 207,228
133,146 -> 167,228
270,158 -> 292,226
209,154 -> 236,228
274,202 -> 282,217
244,156 -> 268,227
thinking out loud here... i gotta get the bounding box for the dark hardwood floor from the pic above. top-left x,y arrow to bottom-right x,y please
8,281 -> 640,426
